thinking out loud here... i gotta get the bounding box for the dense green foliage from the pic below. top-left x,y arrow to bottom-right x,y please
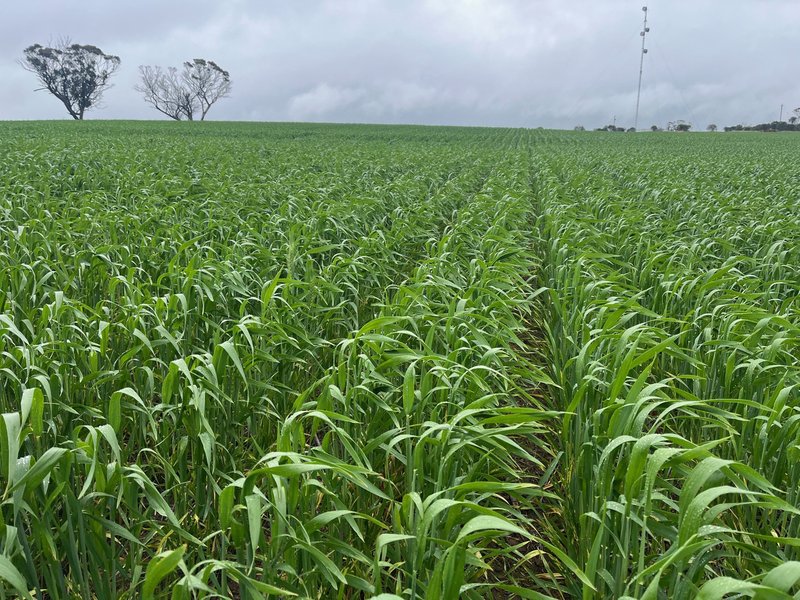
534,132 -> 800,598
0,122 -> 798,598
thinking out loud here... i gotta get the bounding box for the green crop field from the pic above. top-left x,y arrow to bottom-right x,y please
0,121 -> 798,599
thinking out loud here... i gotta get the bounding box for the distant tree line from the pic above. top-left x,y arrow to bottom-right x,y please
723,110 -> 800,132
576,111 -> 800,134
586,121 -> 691,132
576,120 -> 695,132
594,125 -> 630,132
20,39 -> 232,120
667,120 -> 692,132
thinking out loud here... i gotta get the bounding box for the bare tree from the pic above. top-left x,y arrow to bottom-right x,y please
136,59 -> 231,121
20,40 -> 120,120
135,66 -> 196,121
182,59 -> 232,120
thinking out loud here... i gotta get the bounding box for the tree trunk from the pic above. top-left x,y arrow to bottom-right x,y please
59,97 -> 80,120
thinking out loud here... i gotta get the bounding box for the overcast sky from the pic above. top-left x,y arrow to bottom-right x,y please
1,0 -> 798,129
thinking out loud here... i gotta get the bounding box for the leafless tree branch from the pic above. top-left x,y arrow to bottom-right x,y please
136,58 -> 231,121
182,59 -> 232,121
135,66 -> 196,121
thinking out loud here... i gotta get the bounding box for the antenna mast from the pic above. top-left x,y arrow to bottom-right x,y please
634,6 -> 650,130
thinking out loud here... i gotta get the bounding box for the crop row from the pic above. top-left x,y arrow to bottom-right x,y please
534,131 -> 800,598
0,124 -> 563,598
2,123 -> 798,598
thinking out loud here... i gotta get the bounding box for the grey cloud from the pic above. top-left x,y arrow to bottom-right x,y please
1,0 -> 798,128
288,84 -> 367,119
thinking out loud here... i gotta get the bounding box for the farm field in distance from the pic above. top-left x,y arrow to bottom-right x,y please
0,121 -> 799,599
